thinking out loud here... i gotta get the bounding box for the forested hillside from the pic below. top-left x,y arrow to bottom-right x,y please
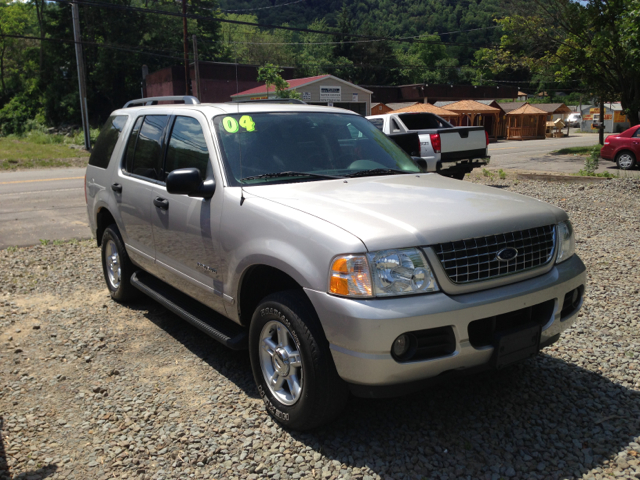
0,0 -> 537,131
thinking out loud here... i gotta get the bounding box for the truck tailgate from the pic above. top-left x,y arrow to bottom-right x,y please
439,126 -> 487,161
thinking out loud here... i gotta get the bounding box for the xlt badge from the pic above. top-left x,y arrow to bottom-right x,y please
197,262 -> 217,274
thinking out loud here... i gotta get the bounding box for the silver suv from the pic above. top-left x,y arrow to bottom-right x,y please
86,96 -> 586,430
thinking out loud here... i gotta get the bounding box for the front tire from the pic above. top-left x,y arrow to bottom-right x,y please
249,291 -> 348,430
616,151 -> 636,170
101,225 -> 139,302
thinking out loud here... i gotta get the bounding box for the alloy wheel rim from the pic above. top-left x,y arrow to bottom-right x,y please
619,154 -> 633,169
105,240 -> 121,289
258,320 -> 303,406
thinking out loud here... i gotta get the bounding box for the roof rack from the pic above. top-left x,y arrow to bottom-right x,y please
123,96 -> 200,108
235,98 -> 307,105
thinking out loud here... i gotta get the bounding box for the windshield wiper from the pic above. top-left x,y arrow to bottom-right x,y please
241,171 -> 343,182
343,168 -> 409,178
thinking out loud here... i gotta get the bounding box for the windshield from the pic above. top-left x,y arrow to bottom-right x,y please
398,113 -> 453,130
214,112 -> 420,185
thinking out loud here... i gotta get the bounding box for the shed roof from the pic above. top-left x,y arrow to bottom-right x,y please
529,103 -> 572,114
433,101 -> 455,108
386,102 -> 419,110
230,74 -> 373,97
443,99 -> 501,113
393,103 -> 460,116
498,101 -> 527,113
506,104 -> 547,115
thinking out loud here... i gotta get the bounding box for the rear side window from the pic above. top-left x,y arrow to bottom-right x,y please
165,116 -> 210,179
398,113 -> 452,130
368,118 -> 384,131
125,115 -> 168,181
88,115 -> 128,169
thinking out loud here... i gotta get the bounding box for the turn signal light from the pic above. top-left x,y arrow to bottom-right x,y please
329,255 -> 373,297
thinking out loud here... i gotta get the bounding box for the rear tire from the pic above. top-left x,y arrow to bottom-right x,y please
616,151 -> 636,170
249,290 -> 349,430
101,225 -> 139,302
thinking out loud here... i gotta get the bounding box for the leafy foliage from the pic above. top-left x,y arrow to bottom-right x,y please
476,0 -> 640,125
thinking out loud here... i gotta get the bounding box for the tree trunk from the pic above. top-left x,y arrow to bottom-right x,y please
35,0 -> 44,72
599,98 -> 604,145
0,43 -> 6,95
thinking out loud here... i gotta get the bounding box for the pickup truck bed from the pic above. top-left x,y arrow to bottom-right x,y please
368,113 -> 490,179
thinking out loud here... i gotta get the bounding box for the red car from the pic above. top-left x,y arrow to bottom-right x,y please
600,124 -> 640,170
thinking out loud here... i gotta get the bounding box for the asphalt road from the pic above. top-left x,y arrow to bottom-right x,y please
0,167 -> 90,249
487,132 -> 630,175
0,133 -> 637,249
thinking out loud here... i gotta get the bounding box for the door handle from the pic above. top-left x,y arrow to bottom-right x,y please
153,197 -> 169,210
111,183 -> 122,193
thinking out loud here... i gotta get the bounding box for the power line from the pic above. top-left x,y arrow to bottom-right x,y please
0,33 -> 189,61
223,26 -> 501,46
218,0 -> 305,13
50,0 -> 500,48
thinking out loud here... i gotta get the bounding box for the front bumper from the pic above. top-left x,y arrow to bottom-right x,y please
305,254 -> 586,388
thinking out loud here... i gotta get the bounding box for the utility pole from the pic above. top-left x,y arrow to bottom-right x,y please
71,0 -> 91,150
192,35 -> 201,100
182,0 -> 190,95
599,97 -> 605,145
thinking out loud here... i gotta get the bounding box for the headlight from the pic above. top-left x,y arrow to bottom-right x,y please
556,221 -> 575,264
329,248 -> 439,298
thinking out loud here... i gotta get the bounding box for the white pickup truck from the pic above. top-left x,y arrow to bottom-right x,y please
367,112 -> 490,179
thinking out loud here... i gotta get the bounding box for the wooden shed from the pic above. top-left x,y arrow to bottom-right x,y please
441,100 -> 501,140
392,102 -> 460,124
370,103 -> 393,115
506,104 -> 547,140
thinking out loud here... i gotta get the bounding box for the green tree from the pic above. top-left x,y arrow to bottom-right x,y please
482,0 -> 640,126
256,63 -> 301,98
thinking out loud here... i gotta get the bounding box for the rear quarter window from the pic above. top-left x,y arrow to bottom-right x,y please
88,115 -> 128,169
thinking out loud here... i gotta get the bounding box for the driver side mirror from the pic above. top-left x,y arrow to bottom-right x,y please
166,168 -> 215,199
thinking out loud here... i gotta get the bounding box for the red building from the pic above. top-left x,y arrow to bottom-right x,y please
144,62 -> 295,103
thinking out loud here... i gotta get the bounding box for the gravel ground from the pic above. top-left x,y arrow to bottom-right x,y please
1,176 -> 640,480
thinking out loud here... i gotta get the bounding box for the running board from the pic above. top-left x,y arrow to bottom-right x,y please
131,271 -> 247,350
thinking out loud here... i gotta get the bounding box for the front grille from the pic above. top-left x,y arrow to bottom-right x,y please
432,225 -> 555,284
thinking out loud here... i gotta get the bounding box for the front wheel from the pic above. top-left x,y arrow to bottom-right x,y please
249,291 -> 348,430
616,151 -> 636,170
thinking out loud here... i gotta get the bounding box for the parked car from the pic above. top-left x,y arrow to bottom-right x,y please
366,112 -> 489,179
600,124 -> 640,170
86,96 -> 586,430
566,113 -> 582,128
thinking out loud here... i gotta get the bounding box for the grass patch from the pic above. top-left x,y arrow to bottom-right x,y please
575,171 -> 617,178
553,145 -> 602,155
0,138 -> 90,170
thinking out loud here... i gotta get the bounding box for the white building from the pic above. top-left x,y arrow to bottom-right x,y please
231,74 -> 372,116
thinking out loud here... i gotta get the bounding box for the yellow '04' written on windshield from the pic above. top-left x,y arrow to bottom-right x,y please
222,116 -> 256,133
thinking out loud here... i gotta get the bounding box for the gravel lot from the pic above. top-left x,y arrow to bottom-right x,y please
1,176 -> 640,480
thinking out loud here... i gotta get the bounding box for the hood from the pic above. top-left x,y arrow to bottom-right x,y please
245,174 -> 566,251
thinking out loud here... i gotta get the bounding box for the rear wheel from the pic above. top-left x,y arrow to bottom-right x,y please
249,291 -> 348,430
101,225 -> 139,301
616,151 -> 636,170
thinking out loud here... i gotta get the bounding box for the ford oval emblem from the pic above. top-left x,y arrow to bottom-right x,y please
496,247 -> 518,262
